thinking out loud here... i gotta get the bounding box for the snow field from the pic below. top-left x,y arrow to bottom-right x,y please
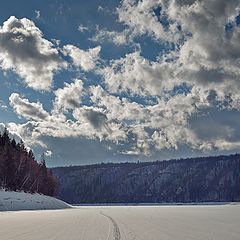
0,204 -> 240,240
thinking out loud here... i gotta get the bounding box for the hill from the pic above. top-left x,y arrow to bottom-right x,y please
53,154 -> 240,204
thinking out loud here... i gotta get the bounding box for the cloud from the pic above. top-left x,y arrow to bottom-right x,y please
78,24 -> 89,33
35,10 -> 41,19
163,0 -> 240,98
89,85 -> 201,154
113,0 -> 240,102
89,85 -> 148,122
189,108 -> 240,151
97,6 -> 104,12
0,16 -> 66,91
91,29 -> 129,45
63,44 -> 101,72
7,90 -> 126,147
0,100 -> 7,110
45,150 -> 52,157
73,106 -> 109,130
9,93 -> 49,121
7,84 -> 240,157
98,0 -> 240,108
0,122 -> 22,143
53,79 -> 84,112
82,108 -> 108,129
100,51 -> 176,96
117,0 -> 181,42
3,1 -> 240,160
7,121 -> 47,147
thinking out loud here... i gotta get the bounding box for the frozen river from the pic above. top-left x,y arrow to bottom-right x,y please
0,204 -> 239,240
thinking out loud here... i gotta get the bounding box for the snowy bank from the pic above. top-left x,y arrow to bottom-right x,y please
0,190 -> 71,211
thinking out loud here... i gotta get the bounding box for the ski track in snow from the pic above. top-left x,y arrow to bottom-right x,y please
100,211 -> 121,240
0,205 -> 240,240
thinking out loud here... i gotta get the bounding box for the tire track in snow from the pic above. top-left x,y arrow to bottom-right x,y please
100,212 -> 121,240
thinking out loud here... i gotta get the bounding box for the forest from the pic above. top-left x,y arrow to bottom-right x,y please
53,154 -> 240,204
0,129 -> 57,196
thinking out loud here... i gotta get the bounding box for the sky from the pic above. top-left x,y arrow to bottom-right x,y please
0,0 -> 240,167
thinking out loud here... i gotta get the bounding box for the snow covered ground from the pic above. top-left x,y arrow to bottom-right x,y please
0,190 -> 71,211
0,204 -> 240,240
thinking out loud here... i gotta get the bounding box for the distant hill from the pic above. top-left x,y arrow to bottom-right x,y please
52,154 -> 240,204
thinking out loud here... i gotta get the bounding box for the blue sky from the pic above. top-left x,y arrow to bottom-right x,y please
0,0 -> 240,166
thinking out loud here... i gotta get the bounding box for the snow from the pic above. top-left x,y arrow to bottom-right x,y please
0,190 -> 71,211
0,204 -> 240,239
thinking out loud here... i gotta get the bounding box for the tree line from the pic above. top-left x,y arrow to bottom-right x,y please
0,128 -> 57,196
53,154 -> 240,203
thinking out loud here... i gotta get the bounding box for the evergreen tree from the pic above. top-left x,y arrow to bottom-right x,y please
0,130 -> 57,196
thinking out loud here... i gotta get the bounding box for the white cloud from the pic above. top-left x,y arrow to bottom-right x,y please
97,6 -> 104,12
89,85 -> 201,154
78,24 -> 89,33
63,44 -> 101,72
150,0 -> 240,106
73,105 -> 126,142
100,51 -> 176,96
53,79 -> 84,112
0,122 -> 22,143
89,85 -> 148,122
0,16 -> 66,91
0,100 -> 7,110
35,10 -> 41,19
7,121 -> 47,147
114,0 -> 240,103
9,93 -> 49,121
117,0 -> 181,42
4,1 -> 240,158
7,83 -> 240,156
45,150 -> 52,157
91,29 -> 129,45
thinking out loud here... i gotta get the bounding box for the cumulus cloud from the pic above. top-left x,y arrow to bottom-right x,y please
91,29 -> 129,45
89,82 -> 240,155
9,93 -> 49,121
112,0 -> 240,102
73,106 -> 111,133
90,85 -> 148,122
100,51 -> 176,95
7,121 -> 47,147
189,109 -> 240,151
0,16 -> 66,91
172,0 -> 240,94
4,0 -> 240,159
7,89 -> 126,147
63,44 -> 101,71
53,79 -> 84,112
0,122 -> 22,143
117,0 -> 181,42
7,85 -> 240,157
92,0 -> 181,46
89,85 -> 201,154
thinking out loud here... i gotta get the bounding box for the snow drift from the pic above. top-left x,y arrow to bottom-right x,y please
0,190 -> 71,211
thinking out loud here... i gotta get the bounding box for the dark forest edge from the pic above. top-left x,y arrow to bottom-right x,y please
53,154 -> 240,204
0,128 -> 57,196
